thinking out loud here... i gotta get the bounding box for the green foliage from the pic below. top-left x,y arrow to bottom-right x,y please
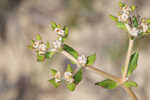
73,68 -> 83,85
67,83 -> 76,91
49,79 -> 60,88
146,19 -> 150,24
132,16 -> 138,27
127,52 -> 139,77
116,22 -> 127,31
45,51 -> 56,59
51,22 -> 57,30
95,79 -> 118,89
131,5 -> 136,11
124,81 -> 138,88
46,42 -> 50,48
50,69 -> 57,76
37,54 -> 45,62
66,64 -> 73,73
87,53 -> 96,65
109,15 -> 118,22
36,34 -> 41,40
63,44 -> 79,59
119,2 -> 126,8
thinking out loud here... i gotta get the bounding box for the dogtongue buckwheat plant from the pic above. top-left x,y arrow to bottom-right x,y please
28,2 -> 150,100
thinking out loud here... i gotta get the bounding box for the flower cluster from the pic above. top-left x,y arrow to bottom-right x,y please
49,64 -> 82,91
28,23 -> 69,61
110,2 -> 150,38
51,70 -> 74,84
29,34 -> 49,55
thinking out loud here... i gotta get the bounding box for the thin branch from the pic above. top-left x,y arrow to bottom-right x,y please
122,39 -> 134,81
61,50 -> 120,82
87,65 -> 121,82
122,85 -> 138,100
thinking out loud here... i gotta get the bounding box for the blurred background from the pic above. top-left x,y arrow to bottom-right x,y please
0,0 -> 150,100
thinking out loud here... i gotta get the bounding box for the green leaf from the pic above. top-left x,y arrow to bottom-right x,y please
31,40 -> 35,44
63,44 -> 79,59
119,2 -> 126,8
46,42 -> 50,48
36,34 -> 41,40
146,19 -> 150,24
131,5 -> 136,11
87,53 -> 96,65
45,51 -> 56,59
109,15 -> 118,22
28,45 -> 33,49
124,81 -> 138,88
95,79 -> 118,89
127,52 -> 139,76
132,16 -> 138,27
116,22 -> 127,31
73,68 -> 82,85
37,55 -> 45,62
66,64 -> 73,73
50,69 -> 57,76
63,26 -> 69,38
51,22 -> 57,30
49,79 -> 60,88
67,83 -> 76,91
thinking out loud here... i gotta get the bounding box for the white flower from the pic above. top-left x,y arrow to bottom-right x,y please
38,43 -> 47,55
55,28 -> 65,36
118,13 -> 129,22
78,55 -> 87,66
33,41 -> 40,49
64,72 -> 74,83
52,39 -> 62,49
125,24 -> 139,37
122,6 -> 131,14
54,72 -> 61,83
39,43 -> 47,51
141,23 -> 148,32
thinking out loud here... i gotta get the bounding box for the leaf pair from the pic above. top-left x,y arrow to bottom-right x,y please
95,79 -> 137,89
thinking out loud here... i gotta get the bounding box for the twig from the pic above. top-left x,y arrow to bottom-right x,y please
61,50 -> 120,82
122,85 -> 138,100
122,39 -> 134,81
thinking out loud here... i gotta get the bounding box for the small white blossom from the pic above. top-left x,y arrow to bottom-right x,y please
33,41 -> 40,49
54,72 -> 61,83
52,39 -> 62,49
122,6 -> 131,14
118,13 -> 129,22
125,24 -> 139,37
38,43 -> 47,55
64,72 -> 74,83
78,55 -> 87,66
141,23 -> 148,32
55,28 -> 65,36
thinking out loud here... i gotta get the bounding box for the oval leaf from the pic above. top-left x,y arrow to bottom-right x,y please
63,44 -> 79,59
95,79 -> 118,89
66,64 -> 73,73
109,15 -> 118,22
51,22 -> 57,30
116,22 -> 127,31
45,51 -> 56,59
73,68 -> 82,85
127,51 -> 139,76
87,53 -> 96,65
67,83 -> 76,91
124,81 -> 138,88
49,79 -> 60,88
